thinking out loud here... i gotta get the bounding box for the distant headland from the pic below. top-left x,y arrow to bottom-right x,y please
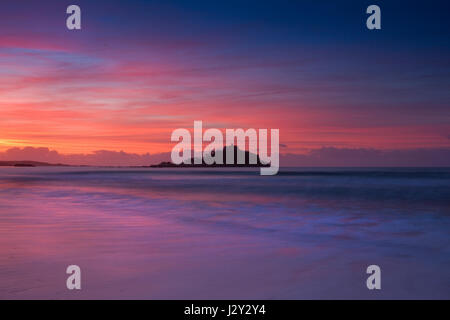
0,161 -> 69,167
0,146 -> 270,168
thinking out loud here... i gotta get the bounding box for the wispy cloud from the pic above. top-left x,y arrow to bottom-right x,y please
0,147 -> 170,166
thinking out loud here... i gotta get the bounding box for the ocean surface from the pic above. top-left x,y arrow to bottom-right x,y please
0,167 -> 449,299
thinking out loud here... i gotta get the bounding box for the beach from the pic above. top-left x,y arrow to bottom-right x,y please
0,167 -> 449,299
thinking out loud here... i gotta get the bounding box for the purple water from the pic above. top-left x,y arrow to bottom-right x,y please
0,167 -> 449,299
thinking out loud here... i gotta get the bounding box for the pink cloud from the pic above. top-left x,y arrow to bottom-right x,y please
0,147 -> 170,166
1,146 -> 449,167
281,147 -> 450,167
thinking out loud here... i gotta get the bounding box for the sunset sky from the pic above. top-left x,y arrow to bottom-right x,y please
0,0 -> 449,166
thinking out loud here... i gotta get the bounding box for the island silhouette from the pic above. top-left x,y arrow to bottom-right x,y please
151,146 -> 269,168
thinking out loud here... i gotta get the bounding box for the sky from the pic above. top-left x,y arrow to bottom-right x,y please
0,0 -> 449,166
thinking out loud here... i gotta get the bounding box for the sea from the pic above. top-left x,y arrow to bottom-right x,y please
0,167 -> 449,299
